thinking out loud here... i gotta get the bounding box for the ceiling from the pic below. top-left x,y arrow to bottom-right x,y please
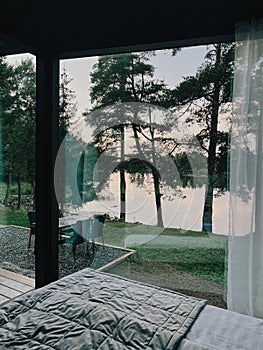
0,1 -> 263,59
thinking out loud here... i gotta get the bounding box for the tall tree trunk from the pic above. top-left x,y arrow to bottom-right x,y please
4,169 -> 11,206
150,132 -> 164,227
120,125 -> 126,221
149,108 -> 164,227
132,119 -> 164,227
202,44 -> 221,232
79,152 -> 85,204
151,165 -> 163,227
17,172 -> 21,209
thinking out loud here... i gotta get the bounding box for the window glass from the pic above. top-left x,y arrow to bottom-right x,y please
57,44 -> 233,308
0,54 -> 36,300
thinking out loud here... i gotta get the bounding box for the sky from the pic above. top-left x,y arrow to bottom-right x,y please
6,45 -> 209,116
61,46 -> 208,115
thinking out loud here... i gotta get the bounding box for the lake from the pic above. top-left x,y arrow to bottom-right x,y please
82,173 -> 232,235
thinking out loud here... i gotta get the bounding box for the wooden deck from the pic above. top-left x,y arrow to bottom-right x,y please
0,268 -> 35,305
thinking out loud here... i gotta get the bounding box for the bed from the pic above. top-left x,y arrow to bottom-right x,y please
0,268 -> 262,349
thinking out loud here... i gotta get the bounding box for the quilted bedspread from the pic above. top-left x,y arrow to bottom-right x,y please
0,268 -> 206,349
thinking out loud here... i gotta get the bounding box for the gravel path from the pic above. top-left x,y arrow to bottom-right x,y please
0,226 -> 129,279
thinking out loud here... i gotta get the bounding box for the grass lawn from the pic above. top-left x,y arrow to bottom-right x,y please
103,220 -> 227,284
102,221 -> 228,307
129,247 -> 226,284
0,206 -> 29,227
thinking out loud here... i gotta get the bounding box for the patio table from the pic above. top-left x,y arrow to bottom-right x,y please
59,211 -> 107,245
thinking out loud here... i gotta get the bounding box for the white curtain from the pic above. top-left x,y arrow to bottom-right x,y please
228,18 -> 263,318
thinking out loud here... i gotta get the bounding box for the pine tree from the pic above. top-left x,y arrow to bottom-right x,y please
166,43 -> 234,232
86,52 -> 168,225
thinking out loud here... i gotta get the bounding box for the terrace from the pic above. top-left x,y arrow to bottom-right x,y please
0,268 -> 34,305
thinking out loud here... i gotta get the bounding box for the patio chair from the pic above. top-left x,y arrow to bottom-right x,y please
63,216 -> 105,264
28,211 -> 36,249
28,212 -> 66,251
64,220 -> 87,264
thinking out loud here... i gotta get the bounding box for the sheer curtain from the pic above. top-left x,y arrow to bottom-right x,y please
228,18 -> 263,318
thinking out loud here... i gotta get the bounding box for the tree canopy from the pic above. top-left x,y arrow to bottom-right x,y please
0,57 -> 76,209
